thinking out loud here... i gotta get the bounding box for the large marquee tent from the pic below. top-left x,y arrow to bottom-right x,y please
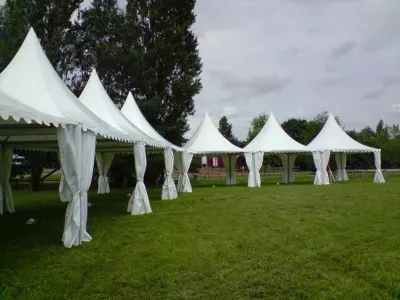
0,28 -> 158,248
243,112 -> 311,187
307,113 -> 385,185
79,70 -> 184,214
121,92 -> 184,200
182,112 -> 243,192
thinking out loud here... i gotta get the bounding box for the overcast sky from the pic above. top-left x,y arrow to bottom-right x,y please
2,0 -> 399,139
188,0 -> 400,139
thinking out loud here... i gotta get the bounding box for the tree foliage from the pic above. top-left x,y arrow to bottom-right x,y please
246,113 -> 268,142
218,116 -> 237,145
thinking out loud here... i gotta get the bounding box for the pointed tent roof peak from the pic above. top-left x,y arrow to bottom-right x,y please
183,112 -> 243,154
0,27 -> 127,138
243,112 -> 310,153
79,70 -> 167,147
307,113 -> 378,153
120,92 -> 183,151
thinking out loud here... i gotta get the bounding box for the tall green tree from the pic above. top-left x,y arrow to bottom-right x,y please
218,116 -> 237,144
124,0 -> 202,146
0,0 -> 83,76
246,113 -> 268,142
70,0 -> 126,99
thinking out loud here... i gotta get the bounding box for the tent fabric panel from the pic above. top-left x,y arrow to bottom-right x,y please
161,147 -> 178,200
128,143 -> 152,215
96,152 -> 115,194
57,125 -> 96,248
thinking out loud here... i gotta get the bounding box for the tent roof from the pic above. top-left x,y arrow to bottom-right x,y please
79,70 -> 167,149
121,92 -> 184,151
0,28 -> 129,141
307,113 -> 378,153
183,112 -> 243,154
243,112 -> 310,153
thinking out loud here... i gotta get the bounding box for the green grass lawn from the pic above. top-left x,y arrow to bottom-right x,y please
1,176 -> 400,299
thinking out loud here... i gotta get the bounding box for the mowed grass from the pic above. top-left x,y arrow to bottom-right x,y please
1,175 -> 400,299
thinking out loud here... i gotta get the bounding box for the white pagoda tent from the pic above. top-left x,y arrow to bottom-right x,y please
80,70 -> 182,216
121,92 -> 183,200
243,112 -> 311,187
307,113 -> 385,185
0,28 -> 140,248
182,112 -> 243,192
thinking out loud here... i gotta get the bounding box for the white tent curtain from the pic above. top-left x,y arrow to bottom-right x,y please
177,152 -> 193,193
335,153 -> 348,182
57,125 -> 96,248
58,152 -> 72,202
162,147 -> 178,200
173,151 -> 183,192
245,151 -> 264,187
96,152 -> 115,194
373,150 -> 385,183
0,146 -> 15,215
312,150 -> 330,185
281,154 -> 296,183
128,142 -> 152,215
222,154 -> 237,185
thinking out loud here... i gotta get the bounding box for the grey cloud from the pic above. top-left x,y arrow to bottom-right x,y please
362,89 -> 386,100
330,41 -> 357,59
210,69 -> 291,98
319,77 -> 345,88
380,76 -> 400,87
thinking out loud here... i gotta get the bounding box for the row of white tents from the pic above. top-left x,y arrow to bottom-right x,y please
0,29 -> 385,248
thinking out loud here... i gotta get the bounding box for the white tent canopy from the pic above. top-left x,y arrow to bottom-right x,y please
0,28 -> 134,248
307,113 -> 385,184
243,112 -> 311,187
0,29 -> 128,141
121,92 -> 185,199
182,112 -> 243,191
121,92 -> 183,152
79,70 -> 171,211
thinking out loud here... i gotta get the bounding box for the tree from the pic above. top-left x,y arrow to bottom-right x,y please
70,0 -> 126,99
281,118 -> 308,143
313,111 -> 342,128
218,116 -> 237,144
247,113 -> 268,142
124,0 -> 202,146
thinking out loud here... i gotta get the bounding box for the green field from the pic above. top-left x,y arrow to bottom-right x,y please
1,176 -> 400,299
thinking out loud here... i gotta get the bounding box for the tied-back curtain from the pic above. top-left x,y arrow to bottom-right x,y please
96,152 -> 115,194
373,150 -> 385,183
0,146 -> 15,215
128,142 -> 152,215
162,147 -> 178,200
57,125 -> 96,248
58,151 -> 72,202
312,150 -> 330,185
245,151 -> 264,187
335,153 -> 348,182
179,152 -> 193,193
222,154 -> 237,185
281,154 -> 297,183
173,151 -> 183,192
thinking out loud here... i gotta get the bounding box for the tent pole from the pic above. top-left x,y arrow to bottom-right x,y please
229,154 -> 231,184
287,153 -> 289,184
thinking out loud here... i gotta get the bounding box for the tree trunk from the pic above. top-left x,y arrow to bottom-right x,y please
30,163 -> 43,192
